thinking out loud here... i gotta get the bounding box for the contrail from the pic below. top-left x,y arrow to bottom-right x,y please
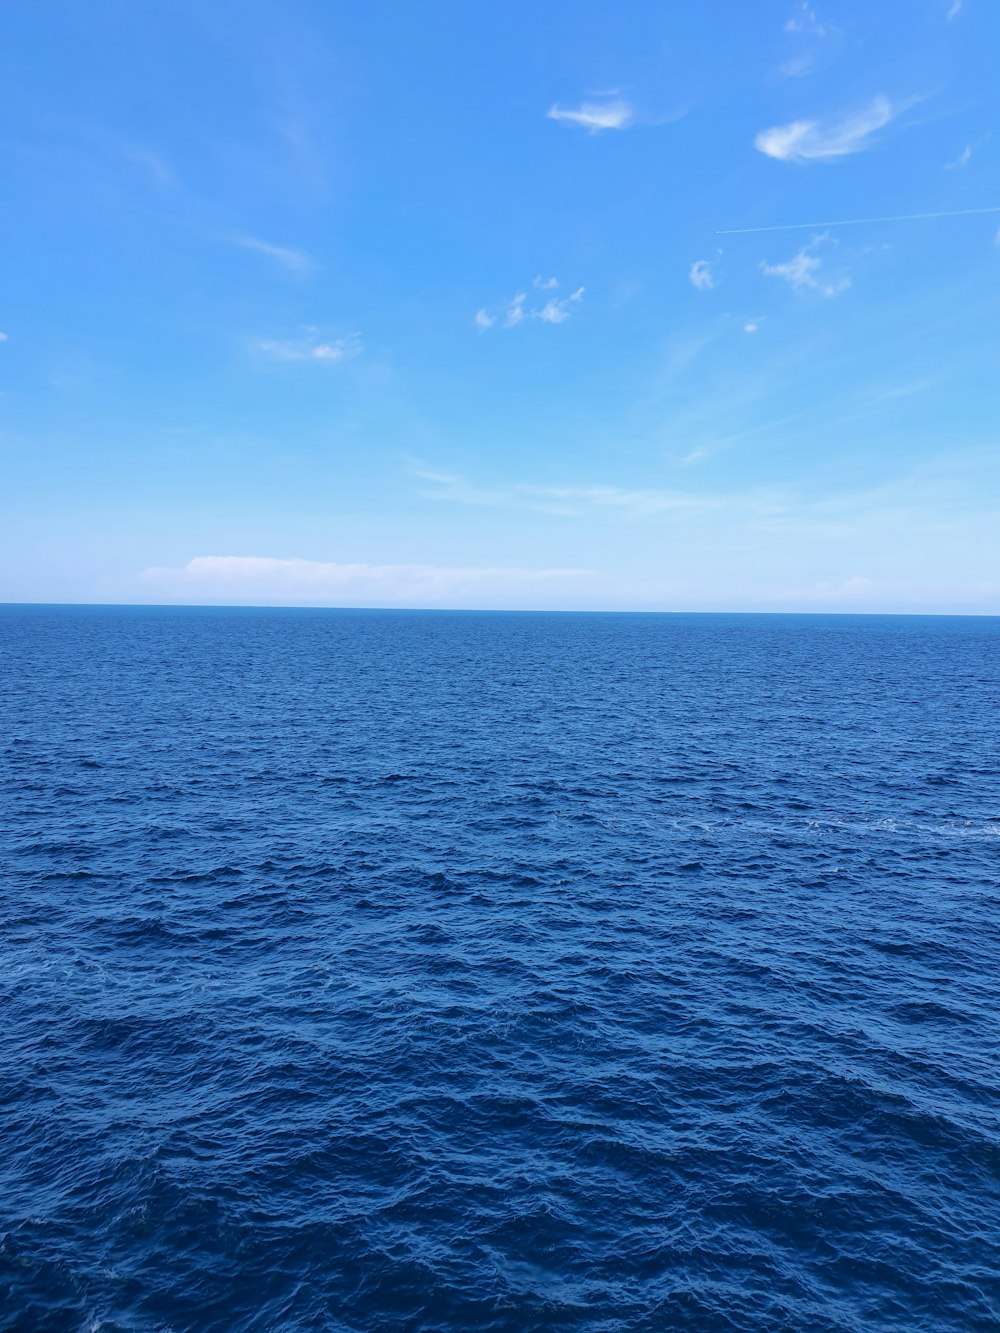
716,205 -> 1000,235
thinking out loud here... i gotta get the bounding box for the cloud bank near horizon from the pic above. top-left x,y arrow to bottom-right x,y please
131,547 -> 1000,615
140,556 -> 595,608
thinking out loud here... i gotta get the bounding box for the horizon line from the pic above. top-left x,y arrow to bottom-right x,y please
1,601 -> 998,619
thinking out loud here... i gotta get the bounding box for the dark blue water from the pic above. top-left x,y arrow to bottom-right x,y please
2,607 -> 998,1332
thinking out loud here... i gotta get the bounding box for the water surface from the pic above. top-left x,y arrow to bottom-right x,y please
2,607 -> 998,1330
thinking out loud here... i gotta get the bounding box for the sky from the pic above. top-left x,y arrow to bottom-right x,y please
1,0 -> 998,612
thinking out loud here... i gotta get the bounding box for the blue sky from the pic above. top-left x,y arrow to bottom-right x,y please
2,0 -> 998,611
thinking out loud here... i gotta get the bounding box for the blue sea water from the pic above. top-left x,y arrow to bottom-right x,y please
1,606 -> 998,1332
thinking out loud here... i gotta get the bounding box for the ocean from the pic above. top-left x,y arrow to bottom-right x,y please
1,605 -> 998,1331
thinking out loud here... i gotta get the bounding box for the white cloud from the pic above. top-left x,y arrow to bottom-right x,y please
547,99 -> 633,132
789,3 -> 832,35
255,331 -> 361,363
744,322 -> 759,333
504,292 -> 526,327
784,4 -> 830,36
689,259 -> 717,291
534,286 -> 584,323
778,54 -> 817,79
233,235 -> 315,274
945,144 -> 972,169
761,236 -> 849,296
311,343 -> 352,361
0,331 -> 7,343
947,0 -> 962,17
140,556 -> 592,608
755,95 -> 897,162
477,281 -> 584,330
776,4 -> 837,80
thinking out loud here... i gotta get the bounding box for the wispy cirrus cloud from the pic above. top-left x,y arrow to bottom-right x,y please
755,95 -> 901,162
537,483 -> 768,517
232,235 -> 315,274
254,330 -> 361,363
476,279 -> 584,330
776,3 -> 838,78
117,142 -> 176,191
945,144 -> 973,169
547,99 -> 633,132
410,463 -> 785,521
761,235 -> 849,296
778,54 -> 817,79
947,0 -> 962,18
